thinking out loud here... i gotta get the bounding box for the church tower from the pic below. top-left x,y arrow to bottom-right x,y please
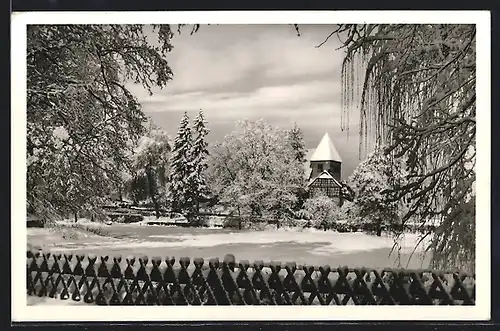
309,132 -> 342,181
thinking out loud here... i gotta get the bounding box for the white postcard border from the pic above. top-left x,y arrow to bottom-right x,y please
11,10 -> 491,322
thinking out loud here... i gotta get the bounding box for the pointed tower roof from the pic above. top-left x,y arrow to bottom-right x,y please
310,132 -> 342,162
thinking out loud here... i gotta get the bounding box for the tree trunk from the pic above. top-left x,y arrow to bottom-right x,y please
146,164 -> 160,219
195,199 -> 200,224
74,211 -> 78,223
151,194 -> 160,219
237,206 -> 242,230
376,219 -> 382,237
131,175 -> 139,205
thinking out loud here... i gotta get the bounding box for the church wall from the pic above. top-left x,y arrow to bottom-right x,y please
308,184 -> 343,207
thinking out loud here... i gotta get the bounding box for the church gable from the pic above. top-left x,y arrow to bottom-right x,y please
307,170 -> 342,198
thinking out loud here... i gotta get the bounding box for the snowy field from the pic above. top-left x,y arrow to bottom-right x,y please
27,221 -> 432,270
27,222 -> 433,306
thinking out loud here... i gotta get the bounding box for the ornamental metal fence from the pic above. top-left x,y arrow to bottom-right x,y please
27,251 -> 475,305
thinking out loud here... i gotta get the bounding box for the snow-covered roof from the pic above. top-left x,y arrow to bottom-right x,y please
310,132 -> 342,162
307,170 -> 342,188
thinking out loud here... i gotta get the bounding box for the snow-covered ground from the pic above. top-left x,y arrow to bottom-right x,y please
28,222 -> 432,269
44,223 -> 429,255
55,218 -> 100,226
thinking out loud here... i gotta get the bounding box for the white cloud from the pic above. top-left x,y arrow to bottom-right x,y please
131,24 -> 343,99
166,41 -> 258,93
257,31 -> 343,80
139,79 -> 341,123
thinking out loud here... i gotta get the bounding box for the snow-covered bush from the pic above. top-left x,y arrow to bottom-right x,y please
280,217 -> 310,229
303,194 -> 338,230
294,209 -> 312,220
337,200 -> 361,224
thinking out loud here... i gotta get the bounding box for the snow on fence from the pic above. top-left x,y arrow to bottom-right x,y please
27,250 -> 475,305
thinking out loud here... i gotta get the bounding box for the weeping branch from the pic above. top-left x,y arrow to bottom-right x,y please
311,24 -> 476,272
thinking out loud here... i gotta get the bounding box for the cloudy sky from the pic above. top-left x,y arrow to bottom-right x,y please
126,24 -> 366,178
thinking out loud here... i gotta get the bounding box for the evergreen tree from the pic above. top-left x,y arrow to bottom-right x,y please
287,123 -> 307,163
286,122 -> 308,210
168,112 -> 193,216
189,110 -> 210,220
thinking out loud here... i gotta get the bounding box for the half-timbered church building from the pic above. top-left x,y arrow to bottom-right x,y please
306,132 -> 344,205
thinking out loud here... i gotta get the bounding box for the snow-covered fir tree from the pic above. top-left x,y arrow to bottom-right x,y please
168,112 -> 194,216
188,110 -> 210,219
287,122 -> 307,163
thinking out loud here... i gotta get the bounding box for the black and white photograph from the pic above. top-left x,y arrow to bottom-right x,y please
12,11 -> 490,321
